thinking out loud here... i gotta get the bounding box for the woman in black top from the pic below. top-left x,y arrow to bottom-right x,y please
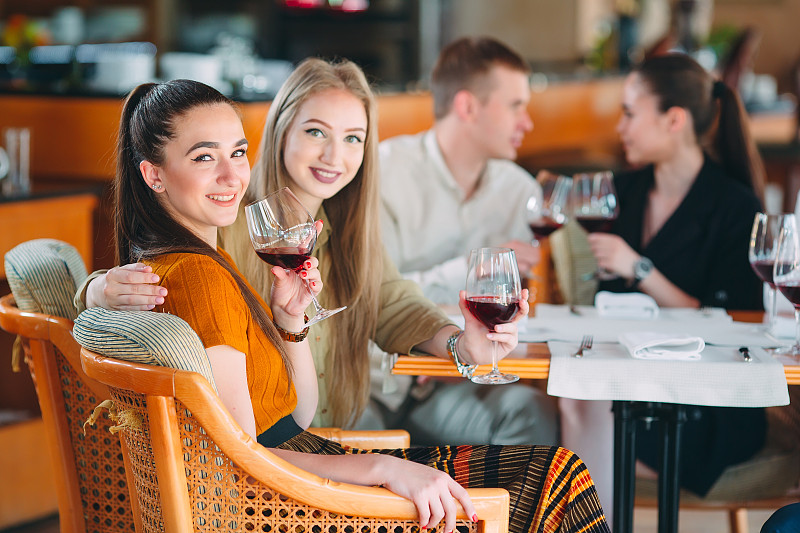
590,53 -> 764,310
589,53 -> 767,497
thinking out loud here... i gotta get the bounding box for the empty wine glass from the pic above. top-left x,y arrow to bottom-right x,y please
749,213 -> 790,347
773,214 -> 800,358
465,247 -> 522,385
525,175 -> 572,247
571,171 -> 619,280
245,187 -> 346,327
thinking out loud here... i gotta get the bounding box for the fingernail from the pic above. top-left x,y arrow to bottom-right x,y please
151,275 -> 160,283
300,271 -> 307,278
472,514 -> 478,522
311,281 -> 317,287
155,297 -> 164,304
305,261 -> 312,269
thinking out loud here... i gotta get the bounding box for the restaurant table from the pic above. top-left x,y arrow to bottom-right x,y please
392,311 -> 799,533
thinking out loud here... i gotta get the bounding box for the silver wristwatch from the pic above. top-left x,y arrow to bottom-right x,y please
633,256 -> 654,283
447,330 -> 476,378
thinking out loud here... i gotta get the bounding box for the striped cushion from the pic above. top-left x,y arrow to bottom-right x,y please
74,307 -> 218,391
5,239 -> 88,320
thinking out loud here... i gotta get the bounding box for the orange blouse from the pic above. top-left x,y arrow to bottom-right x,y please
145,249 -> 297,434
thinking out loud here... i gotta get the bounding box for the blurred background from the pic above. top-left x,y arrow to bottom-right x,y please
1,2 -> 800,532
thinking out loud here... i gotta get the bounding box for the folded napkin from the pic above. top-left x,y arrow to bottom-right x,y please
595,291 -> 659,320
619,331 -> 704,360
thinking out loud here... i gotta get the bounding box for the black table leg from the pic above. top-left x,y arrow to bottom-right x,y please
612,401 -> 636,533
657,404 -> 686,533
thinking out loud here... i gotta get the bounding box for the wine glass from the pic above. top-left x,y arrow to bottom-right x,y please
245,187 -> 346,327
773,214 -> 800,358
465,247 -> 522,385
749,213 -> 790,345
571,171 -> 619,280
525,175 -> 572,247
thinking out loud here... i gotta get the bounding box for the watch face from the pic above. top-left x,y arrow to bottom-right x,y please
635,258 -> 653,279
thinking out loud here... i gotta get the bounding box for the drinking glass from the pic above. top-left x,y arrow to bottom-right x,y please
465,247 -> 522,384
525,174 -> 572,247
571,171 -> 619,280
773,214 -> 800,358
245,187 -> 346,326
749,213 -> 789,345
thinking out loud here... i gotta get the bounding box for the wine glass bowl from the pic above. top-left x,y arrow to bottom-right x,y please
571,171 -> 619,280
570,171 -> 618,233
245,187 -> 346,326
465,247 -> 521,385
749,213 -> 787,342
526,175 -> 571,246
773,214 -> 800,358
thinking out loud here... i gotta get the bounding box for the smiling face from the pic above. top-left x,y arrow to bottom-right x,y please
145,103 -> 250,246
281,88 -> 368,214
472,65 -> 533,160
616,73 -> 674,166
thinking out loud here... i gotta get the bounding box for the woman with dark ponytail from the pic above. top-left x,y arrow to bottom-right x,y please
577,53 -> 766,500
588,53 -> 764,310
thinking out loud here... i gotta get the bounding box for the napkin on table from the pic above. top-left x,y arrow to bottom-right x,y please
595,291 -> 659,320
619,331 -> 704,360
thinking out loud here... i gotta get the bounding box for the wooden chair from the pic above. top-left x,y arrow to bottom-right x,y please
0,239 -> 137,533
74,309 -> 510,533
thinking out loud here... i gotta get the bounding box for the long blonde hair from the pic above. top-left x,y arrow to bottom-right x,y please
232,58 -> 382,426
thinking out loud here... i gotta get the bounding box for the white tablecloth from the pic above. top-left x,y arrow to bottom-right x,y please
546,341 -> 789,407
520,304 -> 778,348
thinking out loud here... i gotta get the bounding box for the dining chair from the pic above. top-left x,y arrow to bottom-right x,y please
0,239 -> 137,533
74,306 -> 510,533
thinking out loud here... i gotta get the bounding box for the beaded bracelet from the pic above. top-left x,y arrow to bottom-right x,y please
274,314 -> 310,343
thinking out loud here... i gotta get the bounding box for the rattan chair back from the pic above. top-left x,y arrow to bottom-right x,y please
0,294 -> 138,533
79,349 -> 510,533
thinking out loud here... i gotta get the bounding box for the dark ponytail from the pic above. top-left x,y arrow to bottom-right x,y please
115,80 -> 292,374
713,81 -> 766,203
635,54 -> 765,204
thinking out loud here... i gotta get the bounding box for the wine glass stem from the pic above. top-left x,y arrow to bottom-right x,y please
491,340 -> 499,373
768,285 -> 778,333
303,278 -> 324,313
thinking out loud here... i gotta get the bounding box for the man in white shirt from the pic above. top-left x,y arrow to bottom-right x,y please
372,37 -> 558,446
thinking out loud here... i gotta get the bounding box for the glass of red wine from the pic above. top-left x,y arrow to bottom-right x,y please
773,214 -> 800,358
526,175 -> 571,247
465,247 -> 522,385
244,187 -> 346,327
749,213 -> 789,342
571,171 -> 619,280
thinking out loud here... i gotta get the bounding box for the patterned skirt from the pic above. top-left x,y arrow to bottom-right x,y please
277,431 -> 609,533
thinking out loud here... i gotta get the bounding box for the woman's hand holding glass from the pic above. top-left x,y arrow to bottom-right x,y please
269,247 -> 322,332
462,247 -> 527,384
245,187 -> 346,326
586,232 -> 641,280
457,288 -> 528,368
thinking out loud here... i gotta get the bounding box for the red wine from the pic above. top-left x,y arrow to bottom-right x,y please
529,218 -> 565,238
777,281 -> 800,307
466,296 -> 520,330
750,259 -> 776,287
576,216 -> 615,233
256,248 -> 310,270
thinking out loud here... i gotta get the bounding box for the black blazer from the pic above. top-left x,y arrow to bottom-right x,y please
599,156 -> 763,311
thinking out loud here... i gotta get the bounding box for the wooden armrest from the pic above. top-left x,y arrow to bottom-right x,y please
308,427 -> 411,449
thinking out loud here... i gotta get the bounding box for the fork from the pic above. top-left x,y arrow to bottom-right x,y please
573,335 -> 593,358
